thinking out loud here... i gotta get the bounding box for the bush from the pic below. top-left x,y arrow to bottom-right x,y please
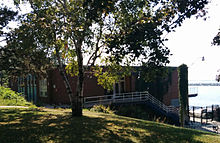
89,104 -> 177,125
115,104 -> 150,120
114,104 -> 174,124
0,86 -> 34,107
90,105 -> 114,114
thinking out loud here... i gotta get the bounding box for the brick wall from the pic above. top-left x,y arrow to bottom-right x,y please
39,69 -> 105,104
163,68 -> 179,106
11,67 -> 181,106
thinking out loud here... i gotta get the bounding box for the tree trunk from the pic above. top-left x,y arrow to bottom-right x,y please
72,42 -> 84,116
71,68 -> 83,116
180,106 -> 185,127
55,48 -> 74,108
58,66 -> 74,104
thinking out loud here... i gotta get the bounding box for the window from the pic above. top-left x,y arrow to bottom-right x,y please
114,77 -> 125,94
17,77 -> 25,94
39,78 -> 48,97
171,99 -> 179,107
21,77 -> 25,94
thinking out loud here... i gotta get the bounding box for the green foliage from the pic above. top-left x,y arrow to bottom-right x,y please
115,104 -> 148,119
0,5 -> 18,78
3,0 -> 209,116
136,67 -> 175,102
178,64 -> 189,126
141,64 -> 168,82
90,105 -> 114,114
0,70 -> 9,87
1,22 -> 52,77
3,0 -> 209,78
0,6 -> 17,32
114,104 -> 176,124
0,86 -> 34,107
93,67 -> 119,90
65,50 -> 78,77
93,60 -> 132,90
105,0 -> 208,66
0,86 -> 22,99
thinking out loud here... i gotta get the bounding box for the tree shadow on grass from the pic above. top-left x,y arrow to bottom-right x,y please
0,109 -> 132,143
0,108 -> 45,122
0,109 -> 218,143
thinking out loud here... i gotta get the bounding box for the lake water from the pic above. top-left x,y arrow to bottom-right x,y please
189,86 -> 220,107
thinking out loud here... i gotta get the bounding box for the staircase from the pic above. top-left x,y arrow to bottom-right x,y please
83,91 -> 179,124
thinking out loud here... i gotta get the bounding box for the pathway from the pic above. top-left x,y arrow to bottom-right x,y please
0,106 -> 29,108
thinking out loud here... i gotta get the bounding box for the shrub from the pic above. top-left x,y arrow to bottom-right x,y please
114,104 -> 173,124
115,104 -> 150,119
0,86 -> 34,107
90,105 -> 114,114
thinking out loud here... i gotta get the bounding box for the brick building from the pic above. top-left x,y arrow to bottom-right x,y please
10,67 -> 180,107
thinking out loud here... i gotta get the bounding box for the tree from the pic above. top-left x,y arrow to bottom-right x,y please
213,30 -> 220,81
0,5 -> 18,86
0,6 -> 17,36
178,64 -> 189,127
3,0 -> 208,116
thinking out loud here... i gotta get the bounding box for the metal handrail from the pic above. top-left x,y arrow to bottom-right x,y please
83,91 -> 179,114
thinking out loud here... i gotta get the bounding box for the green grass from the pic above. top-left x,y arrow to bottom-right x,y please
0,86 -> 35,107
0,108 -> 219,143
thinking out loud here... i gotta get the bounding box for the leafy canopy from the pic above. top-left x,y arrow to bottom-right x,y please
2,0 -> 209,86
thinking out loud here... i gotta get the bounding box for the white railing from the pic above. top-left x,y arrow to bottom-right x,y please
83,91 -> 179,114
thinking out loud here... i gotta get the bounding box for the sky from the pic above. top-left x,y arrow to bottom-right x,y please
165,0 -> 220,81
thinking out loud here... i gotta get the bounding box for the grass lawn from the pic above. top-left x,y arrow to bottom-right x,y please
0,108 -> 220,143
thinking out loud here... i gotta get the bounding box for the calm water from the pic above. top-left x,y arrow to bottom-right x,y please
189,86 -> 220,107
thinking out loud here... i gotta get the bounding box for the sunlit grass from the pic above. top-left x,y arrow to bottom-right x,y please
0,108 -> 219,143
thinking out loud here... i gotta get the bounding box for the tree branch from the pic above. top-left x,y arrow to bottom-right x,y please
57,0 -> 69,14
87,24 -> 104,66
